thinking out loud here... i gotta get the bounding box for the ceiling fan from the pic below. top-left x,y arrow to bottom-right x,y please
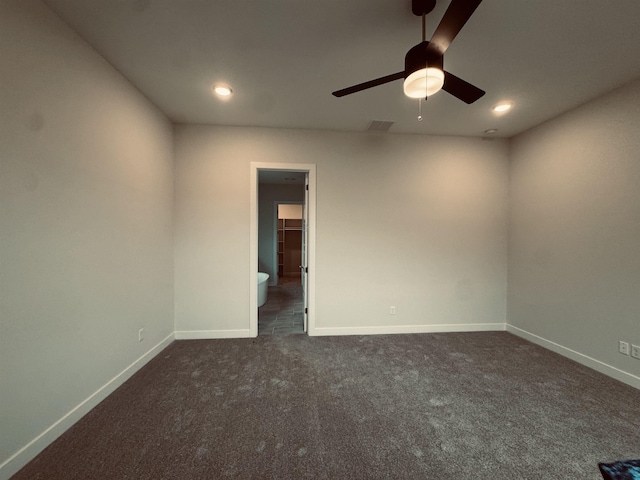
332,0 -> 485,104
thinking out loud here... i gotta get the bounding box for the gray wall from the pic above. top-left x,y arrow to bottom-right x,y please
174,125 -> 509,335
0,1 -> 174,475
258,184 -> 304,284
508,78 -> 640,386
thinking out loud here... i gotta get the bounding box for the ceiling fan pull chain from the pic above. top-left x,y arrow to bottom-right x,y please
418,95 -> 429,122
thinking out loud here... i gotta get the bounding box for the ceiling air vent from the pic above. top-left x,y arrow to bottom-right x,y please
366,120 -> 394,132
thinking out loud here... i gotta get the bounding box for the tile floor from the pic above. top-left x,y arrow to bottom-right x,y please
258,276 -> 305,335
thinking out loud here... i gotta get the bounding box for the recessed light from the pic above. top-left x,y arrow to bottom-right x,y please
213,84 -> 233,97
492,102 -> 513,113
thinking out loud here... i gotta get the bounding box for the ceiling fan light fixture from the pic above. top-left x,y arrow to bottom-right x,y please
403,67 -> 444,98
213,83 -> 233,97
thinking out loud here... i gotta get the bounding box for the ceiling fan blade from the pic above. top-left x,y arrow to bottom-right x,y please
442,71 -> 485,104
429,0 -> 483,55
332,71 -> 405,97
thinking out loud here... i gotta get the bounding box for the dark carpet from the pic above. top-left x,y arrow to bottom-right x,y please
14,332 -> 640,479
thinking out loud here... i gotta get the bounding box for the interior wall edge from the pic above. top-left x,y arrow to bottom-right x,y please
0,334 -> 175,480
506,325 -> 640,391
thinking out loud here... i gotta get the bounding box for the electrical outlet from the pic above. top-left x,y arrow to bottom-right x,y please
631,344 -> 640,360
138,328 -> 144,342
619,341 -> 630,355
390,306 -> 396,315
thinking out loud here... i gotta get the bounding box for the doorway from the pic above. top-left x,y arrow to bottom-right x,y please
260,201 -> 304,335
249,163 -> 316,337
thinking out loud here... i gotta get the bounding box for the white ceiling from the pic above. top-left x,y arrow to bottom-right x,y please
43,0 -> 640,138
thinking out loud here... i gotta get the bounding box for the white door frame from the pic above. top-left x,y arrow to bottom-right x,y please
250,162 -> 316,337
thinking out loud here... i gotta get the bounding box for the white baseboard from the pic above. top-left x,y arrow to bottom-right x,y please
0,332 -> 175,480
506,324 -> 640,390
174,329 -> 254,340
311,322 -> 506,337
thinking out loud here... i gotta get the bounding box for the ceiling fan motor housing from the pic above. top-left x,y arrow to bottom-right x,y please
405,41 -> 443,78
412,0 -> 437,16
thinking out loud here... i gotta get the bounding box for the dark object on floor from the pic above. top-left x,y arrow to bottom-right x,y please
599,459 -> 640,479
